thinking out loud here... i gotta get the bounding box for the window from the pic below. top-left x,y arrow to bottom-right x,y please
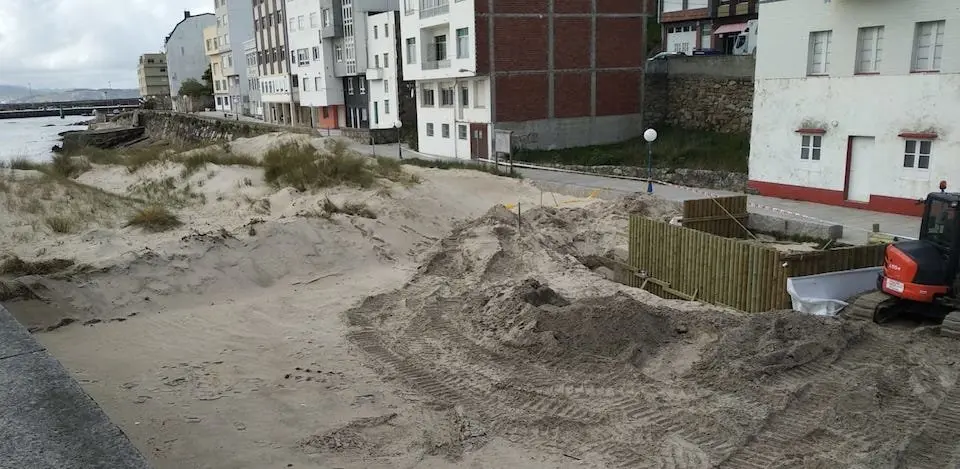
474,80 -> 486,107
310,12 -> 318,28
322,9 -> 331,27
856,26 -> 884,74
456,28 -> 470,59
289,17 -> 296,32
384,99 -> 390,114
385,23 -> 389,37
348,79 -> 354,94
315,77 -> 322,90
375,55 -> 380,68
422,86 -> 435,106
302,77 -> 310,91
374,102 -> 379,124
384,53 -> 389,67
426,123 -> 434,136
384,80 -> 389,93
458,124 -> 467,140
913,20 -> 945,72
800,135 -> 822,161
359,79 -> 366,94
460,85 -> 469,107
442,124 -> 450,138
434,34 -> 447,61
335,44 -> 343,61
374,26 -> 379,39
298,15 -> 305,30
312,46 -> 320,60
406,38 -> 417,63
440,86 -> 454,106
807,30 -> 832,76
904,140 -> 932,169
160,67 -> 166,73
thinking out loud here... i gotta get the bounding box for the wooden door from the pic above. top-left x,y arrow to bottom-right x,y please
470,123 -> 488,160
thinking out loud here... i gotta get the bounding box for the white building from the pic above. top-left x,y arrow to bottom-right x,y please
212,0 -> 256,115
244,39 -> 263,119
203,25 -> 230,111
284,0 -> 345,129
749,0 -> 960,216
254,0 -> 298,124
164,11 -> 216,103
366,11 -> 403,130
400,0 -> 491,159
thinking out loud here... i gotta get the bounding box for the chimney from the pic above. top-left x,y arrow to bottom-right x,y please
184,10 -> 190,19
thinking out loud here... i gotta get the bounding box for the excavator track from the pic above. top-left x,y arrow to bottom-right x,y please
940,311 -> 960,339
841,290 -> 894,323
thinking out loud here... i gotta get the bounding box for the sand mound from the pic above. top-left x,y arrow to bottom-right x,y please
466,280 -> 681,366
693,311 -> 866,386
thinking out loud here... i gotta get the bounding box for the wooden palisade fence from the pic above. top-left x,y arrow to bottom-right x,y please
627,198 -> 886,313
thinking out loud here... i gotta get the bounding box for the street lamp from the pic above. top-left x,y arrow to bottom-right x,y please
643,128 -> 657,193
395,120 -> 403,160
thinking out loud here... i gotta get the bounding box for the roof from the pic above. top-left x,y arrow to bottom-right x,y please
164,12 -> 215,45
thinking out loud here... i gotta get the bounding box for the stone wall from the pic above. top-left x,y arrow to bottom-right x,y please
118,111 -> 313,145
643,55 -> 755,135
534,163 -> 748,192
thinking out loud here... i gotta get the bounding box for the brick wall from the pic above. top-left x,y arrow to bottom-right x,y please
480,0 -> 649,124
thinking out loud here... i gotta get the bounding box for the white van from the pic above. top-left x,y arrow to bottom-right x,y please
733,19 -> 758,55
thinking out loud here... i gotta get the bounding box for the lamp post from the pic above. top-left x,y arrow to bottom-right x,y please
395,120 -> 403,160
643,128 -> 657,193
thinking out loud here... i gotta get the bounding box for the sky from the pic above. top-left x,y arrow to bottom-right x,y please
0,0 -> 213,90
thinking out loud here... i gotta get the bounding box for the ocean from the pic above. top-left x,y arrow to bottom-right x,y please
0,115 -> 91,163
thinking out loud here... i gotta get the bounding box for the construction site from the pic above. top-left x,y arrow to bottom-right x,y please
1,132 -> 960,468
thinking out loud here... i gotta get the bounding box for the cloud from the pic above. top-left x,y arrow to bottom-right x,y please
0,0 -> 213,89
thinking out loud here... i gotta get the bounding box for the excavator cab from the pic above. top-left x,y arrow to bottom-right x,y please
844,182 -> 960,335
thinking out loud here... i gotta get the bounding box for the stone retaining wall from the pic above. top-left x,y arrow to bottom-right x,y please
117,111 -> 314,145
537,163 -> 748,192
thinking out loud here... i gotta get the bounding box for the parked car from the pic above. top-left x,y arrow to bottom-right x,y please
647,51 -> 687,61
692,48 -> 724,56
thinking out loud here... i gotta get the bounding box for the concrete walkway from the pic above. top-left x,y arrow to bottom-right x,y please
0,305 -> 151,469
346,141 -> 920,245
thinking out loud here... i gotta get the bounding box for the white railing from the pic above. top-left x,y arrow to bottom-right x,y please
422,59 -> 450,70
420,0 -> 449,18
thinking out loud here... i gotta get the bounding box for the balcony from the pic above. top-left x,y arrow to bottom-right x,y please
365,68 -> 384,80
420,0 -> 449,19
422,59 -> 451,70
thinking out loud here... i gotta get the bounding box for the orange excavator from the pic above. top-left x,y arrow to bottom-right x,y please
842,181 -> 960,337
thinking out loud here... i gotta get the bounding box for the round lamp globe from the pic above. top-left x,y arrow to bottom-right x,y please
643,128 -> 658,143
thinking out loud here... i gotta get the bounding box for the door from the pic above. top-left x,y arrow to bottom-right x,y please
847,136 -> 875,203
470,124 -> 488,160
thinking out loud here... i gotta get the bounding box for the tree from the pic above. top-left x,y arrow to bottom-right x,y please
178,79 -> 212,97
201,65 -> 213,86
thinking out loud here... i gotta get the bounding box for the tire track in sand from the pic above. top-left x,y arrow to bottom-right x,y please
895,382 -> 960,469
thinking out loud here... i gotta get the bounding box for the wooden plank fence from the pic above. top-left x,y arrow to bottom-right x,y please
681,196 -> 751,238
628,215 -> 886,313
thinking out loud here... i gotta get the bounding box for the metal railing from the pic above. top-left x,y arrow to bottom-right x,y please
422,59 -> 451,70
420,0 -> 449,18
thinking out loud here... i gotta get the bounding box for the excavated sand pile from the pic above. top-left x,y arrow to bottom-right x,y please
345,200 -> 960,468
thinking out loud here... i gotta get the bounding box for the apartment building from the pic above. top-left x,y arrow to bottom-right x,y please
659,0 -> 758,54
284,0 -> 345,129
211,0 -> 256,115
748,0 -> 960,216
204,25 -> 230,111
164,11 -> 216,103
244,39 -> 263,118
401,0 -> 650,159
136,53 -> 170,98
366,11 -> 413,131
253,0 -> 298,124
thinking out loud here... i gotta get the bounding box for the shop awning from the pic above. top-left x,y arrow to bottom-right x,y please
714,23 -> 748,35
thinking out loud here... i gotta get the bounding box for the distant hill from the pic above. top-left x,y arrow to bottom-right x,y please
0,85 -> 140,104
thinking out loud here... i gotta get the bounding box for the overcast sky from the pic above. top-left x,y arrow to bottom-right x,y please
0,0 -> 214,90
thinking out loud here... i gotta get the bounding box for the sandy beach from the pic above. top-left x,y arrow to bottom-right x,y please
2,132 -> 959,468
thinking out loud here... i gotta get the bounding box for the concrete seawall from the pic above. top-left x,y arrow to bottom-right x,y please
121,111 -> 315,145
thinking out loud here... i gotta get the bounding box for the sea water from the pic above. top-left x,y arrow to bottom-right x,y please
0,115 -> 91,163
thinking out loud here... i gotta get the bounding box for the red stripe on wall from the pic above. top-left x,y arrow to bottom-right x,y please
747,180 -> 925,217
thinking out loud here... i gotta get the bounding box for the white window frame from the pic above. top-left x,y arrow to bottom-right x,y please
426,123 -> 434,136
855,26 -> 884,74
359,79 -> 366,94
422,86 -> 435,106
440,86 -> 454,106
442,123 -> 450,139
406,38 -> 417,64
807,30 -> 832,76
800,134 -> 822,161
456,28 -> 470,59
309,12 -> 318,28
384,99 -> 390,114
903,139 -> 932,169
912,20 -> 945,72
458,124 -> 467,140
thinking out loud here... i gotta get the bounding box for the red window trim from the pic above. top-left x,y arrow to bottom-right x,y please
898,132 -> 938,140
795,128 -> 826,135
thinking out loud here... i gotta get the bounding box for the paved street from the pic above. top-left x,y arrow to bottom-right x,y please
345,141 -> 920,245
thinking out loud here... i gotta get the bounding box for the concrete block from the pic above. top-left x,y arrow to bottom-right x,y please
0,306 -> 42,360
747,213 -> 843,241
0,349 -> 152,469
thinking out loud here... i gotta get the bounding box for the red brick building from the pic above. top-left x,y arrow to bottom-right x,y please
400,0 -> 651,159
